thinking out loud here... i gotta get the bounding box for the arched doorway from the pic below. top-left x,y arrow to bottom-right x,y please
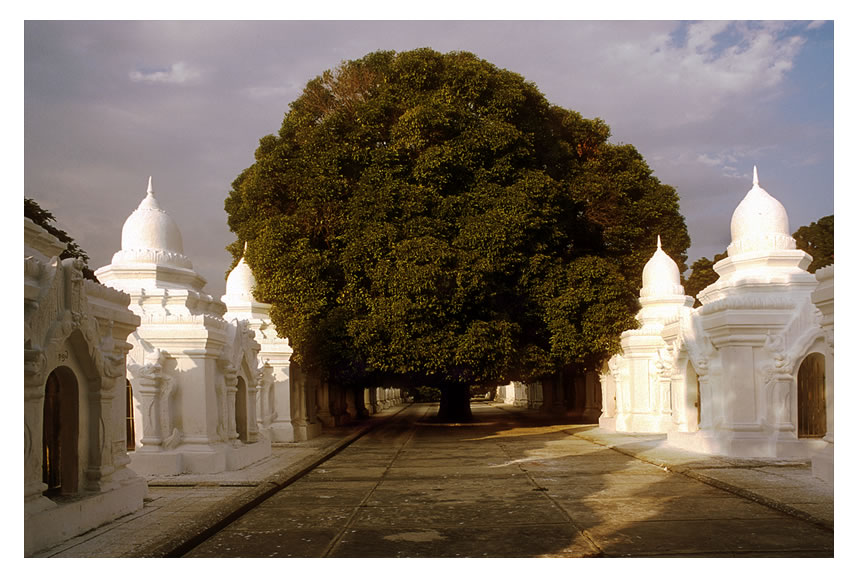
125,379 -> 136,451
235,376 -> 248,442
42,367 -> 79,497
685,361 -> 700,429
797,353 -> 826,438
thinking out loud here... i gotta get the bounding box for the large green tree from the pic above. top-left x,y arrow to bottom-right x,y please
225,49 -> 689,420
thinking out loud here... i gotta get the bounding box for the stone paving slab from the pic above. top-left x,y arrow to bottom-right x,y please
227,505 -> 357,530
384,465 -> 525,479
529,472 -> 684,486
298,465 -> 391,480
351,500 -> 572,527
363,483 -> 542,506
185,528 -> 341,557
552,495 -> 788,525
327,524 -> 599,558
583,517 -> 834,557
262,487 -> 373,507
544,481 -> 734,501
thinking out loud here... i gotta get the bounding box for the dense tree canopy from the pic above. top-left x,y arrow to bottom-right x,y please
794,215 -> 834,273
225,49 -> 690,419
25,198 -> 97,281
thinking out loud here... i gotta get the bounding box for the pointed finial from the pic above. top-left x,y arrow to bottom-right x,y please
243,241 -> 249,254
657,235 -> 662,250
147,176 -> 154,195
753,166 -> 759,187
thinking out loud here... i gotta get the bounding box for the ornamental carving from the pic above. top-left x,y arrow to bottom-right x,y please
127,346 -> 180,449
679,309 -> 713,377
25,253 -> 136,388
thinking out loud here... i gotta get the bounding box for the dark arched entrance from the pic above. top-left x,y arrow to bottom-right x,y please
126,379 -> 136,451
236,376 -> 248,442
42,366 -> 79,496
797,353 -> 826,438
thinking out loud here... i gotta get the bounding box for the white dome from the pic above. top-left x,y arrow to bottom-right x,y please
111,177 -> 193,269
225,251 -> 256,299
121,177 -> 184,254
641,236 -> 684,297
728,167 -> 795,256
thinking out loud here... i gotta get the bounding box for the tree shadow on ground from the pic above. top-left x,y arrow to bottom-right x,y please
186,402 -> 833,558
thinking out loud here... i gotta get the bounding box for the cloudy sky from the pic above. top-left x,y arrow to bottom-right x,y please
23,18 -> 834,296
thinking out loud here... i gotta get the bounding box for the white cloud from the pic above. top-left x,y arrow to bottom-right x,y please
696,153 -> 727,167
597,21 -> 807,127
241,85 -> 295,100
129,61 -> 201,85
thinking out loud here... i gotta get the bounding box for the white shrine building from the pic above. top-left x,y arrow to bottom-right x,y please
95,178 -> 271,475
222,245 -> 323,442
24,217 -> 148,555
599,235 -> 694,433
598,168 -> 834,481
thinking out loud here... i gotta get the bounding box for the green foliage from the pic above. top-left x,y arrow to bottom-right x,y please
794,215 -> 833,272
683,251 -> 728,307
25,198 -> 98,281
225,48 -> 689,390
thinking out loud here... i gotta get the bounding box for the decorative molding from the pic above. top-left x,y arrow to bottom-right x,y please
84,279 -> 131,306
109,247 -> 193,269
700,294 -> 797,315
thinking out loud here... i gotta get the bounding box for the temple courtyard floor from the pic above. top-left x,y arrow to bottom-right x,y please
33,402 -> 834,558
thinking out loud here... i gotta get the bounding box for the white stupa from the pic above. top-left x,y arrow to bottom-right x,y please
727,167 -> 795,256
96,177 -> 212,296
637,236 -> 695,327
698,167 -> 816,305
600,236 -> 695,433
222,243 -> 270,319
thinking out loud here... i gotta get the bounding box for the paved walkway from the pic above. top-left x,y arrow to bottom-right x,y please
33,402 -> 833,558
497,403 -> 835,531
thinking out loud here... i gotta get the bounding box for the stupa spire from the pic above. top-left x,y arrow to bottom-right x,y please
147,175 -> 154,195
753,166 -> 759,187
657,235 -> 662,250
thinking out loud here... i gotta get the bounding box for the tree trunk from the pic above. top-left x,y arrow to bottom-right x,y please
437,382 -> 473,422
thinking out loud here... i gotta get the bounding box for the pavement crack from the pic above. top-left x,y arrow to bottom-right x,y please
319,404 -> 430,557
496,440 -> 605,557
